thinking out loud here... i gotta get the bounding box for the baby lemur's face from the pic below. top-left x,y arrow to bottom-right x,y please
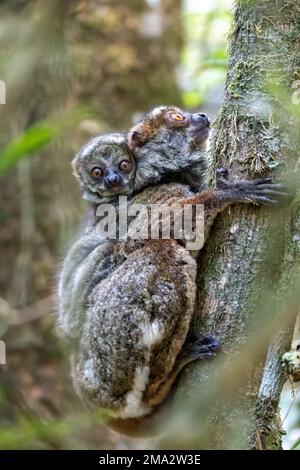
127,105 -> 210,191
128,105 -> 210,153
72,133 -> 136,203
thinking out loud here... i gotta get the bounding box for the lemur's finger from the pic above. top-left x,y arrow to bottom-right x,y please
252,183 -> 288,191
256,189 -> 289,197
248,195 -> 280,205
252,177 -> 273,185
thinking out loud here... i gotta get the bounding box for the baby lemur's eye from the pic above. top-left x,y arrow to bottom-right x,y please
169,113 -> 185,122
91,167 -> 103,179
119,160 -> 132,172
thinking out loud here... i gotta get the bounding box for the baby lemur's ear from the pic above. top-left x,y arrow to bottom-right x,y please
128,106 -> 170,152
127,119 -> 157,151
127,127 -> 145,151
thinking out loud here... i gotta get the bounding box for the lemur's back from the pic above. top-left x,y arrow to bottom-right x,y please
71,182 -> 197,418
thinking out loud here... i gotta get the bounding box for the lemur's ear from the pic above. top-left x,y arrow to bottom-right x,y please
127,128 -> 144,150
71,156 -> 81,179
128,112 -> 160,152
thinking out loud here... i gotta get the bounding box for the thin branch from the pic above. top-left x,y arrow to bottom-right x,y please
0,295 -> 55,325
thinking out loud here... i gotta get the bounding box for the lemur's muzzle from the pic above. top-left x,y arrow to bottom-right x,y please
191,113 -> 210,129
104,170 -> 123,189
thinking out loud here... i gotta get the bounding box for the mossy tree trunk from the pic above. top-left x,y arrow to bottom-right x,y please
175,0 -> 300,450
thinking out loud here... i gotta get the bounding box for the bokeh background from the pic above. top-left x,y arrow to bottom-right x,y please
0,0 -> 298,449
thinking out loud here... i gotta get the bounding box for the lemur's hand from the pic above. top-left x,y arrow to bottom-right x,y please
216,169 -> 290,205
227,177 -> 289,205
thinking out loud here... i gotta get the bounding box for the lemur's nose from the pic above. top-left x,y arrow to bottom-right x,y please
105,170 -> 122,188
191,113 -> 210,128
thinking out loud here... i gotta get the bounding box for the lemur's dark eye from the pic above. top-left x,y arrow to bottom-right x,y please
91,167 -> 103,179
169,113 -> 185,122
119,160 -> 132,172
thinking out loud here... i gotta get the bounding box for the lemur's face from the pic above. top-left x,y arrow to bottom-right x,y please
127,106 -> 210,156
72,133 -> 136,203
126,106 -> 210,192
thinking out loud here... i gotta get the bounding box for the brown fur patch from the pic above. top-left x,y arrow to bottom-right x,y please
127,106 -> 185,152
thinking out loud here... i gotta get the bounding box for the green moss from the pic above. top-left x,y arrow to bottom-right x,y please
228,62 -> 259,98
255,399 -> 283,449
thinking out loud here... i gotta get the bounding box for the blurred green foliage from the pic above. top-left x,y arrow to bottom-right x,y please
0,108 -> 89,174
0,1 -> 233,173
181,0 -> 232,108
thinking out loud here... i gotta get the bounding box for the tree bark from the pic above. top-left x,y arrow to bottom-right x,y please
173,0 -> 300,450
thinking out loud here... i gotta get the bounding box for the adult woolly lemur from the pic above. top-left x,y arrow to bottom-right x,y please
58,106 -> 287,436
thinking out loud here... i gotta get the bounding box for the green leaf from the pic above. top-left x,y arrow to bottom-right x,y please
291,437 -> 300,450
0,107 -> 89,174
0,124 -> 54,173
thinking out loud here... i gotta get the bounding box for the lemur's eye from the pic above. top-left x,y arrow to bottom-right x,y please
170,113 -> 185,121
119,160 -> 132,172
91,167 -> 103,179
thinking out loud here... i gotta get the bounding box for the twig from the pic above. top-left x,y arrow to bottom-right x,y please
0,295 -> 55,325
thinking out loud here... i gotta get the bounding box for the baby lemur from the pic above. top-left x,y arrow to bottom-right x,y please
58,106 -> 286,435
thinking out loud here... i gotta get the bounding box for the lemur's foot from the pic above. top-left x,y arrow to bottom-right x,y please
181,334 -> 221,362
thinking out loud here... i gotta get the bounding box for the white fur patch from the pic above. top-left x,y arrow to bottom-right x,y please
72,262 -> 88,292
120,366 -> 151,418
140,320 -> 164,348
151,106 -> 166,117
109,133 -> 126,144
83,358 -> 100,391
57,274 -> 64,302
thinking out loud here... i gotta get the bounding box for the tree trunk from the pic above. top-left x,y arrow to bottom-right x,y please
173,0 -> 300,450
